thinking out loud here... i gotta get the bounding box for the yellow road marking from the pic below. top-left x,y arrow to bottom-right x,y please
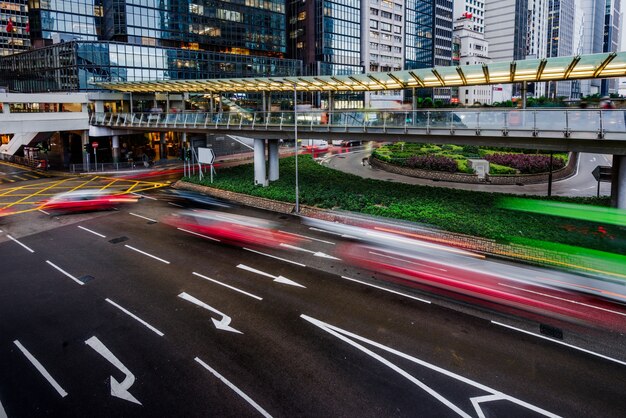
2,178 -> 72,210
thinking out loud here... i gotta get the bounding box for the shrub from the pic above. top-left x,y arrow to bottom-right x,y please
489,163 -> 517,175
456,159 -> 474,173
406,155 -> 458,172
484,153 -> 565,174
461,145 -> 481,158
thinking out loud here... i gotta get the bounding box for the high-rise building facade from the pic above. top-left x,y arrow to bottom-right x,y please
453,15 -> 493,105
578,0 -> 605,96
1,0 -> 30,56
453,0 -> 486,33
546,0 -> 575,98
602,0 -> 621,95
1,0 -> 300,92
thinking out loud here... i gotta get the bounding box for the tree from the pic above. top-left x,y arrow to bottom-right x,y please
422,97 -> 433,108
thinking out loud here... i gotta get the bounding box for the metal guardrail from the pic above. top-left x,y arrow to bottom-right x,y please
89,109 -> 626,139
69,161 -> 150,173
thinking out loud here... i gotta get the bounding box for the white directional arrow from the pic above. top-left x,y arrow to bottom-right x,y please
85,336 -> 142,405
279,243 -> 341,260
178,292 -> 243,334
237,264 -> 306,288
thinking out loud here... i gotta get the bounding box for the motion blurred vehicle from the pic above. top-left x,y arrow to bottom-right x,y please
166,210 -> 302,249
159,188 -> 231,209
303,218 -> 626,332
40,189 -> 139,214
340,140 -> 362,147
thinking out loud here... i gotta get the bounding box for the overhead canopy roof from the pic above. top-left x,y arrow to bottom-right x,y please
98,51 -> 625,93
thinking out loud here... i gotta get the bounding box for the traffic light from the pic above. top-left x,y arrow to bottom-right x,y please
84,143 -> 90,152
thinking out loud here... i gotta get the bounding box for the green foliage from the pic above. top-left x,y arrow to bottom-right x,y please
187,155 -> 621,254
422,97 -> 433,108
433,99 -> 444,108
489,163 -> 517,175
456,159 -> 474,173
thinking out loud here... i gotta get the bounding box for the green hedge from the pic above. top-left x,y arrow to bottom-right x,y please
188,155 -> 622,255
489,163 -> 517,175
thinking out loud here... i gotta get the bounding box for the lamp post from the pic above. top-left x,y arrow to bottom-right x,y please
294,83 -> 300,213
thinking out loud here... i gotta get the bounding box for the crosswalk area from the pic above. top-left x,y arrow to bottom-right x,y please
0,175 -> 167,216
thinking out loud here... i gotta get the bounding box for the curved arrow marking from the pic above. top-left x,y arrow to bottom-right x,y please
178,292 -> 242,334
85,336 -> 142,405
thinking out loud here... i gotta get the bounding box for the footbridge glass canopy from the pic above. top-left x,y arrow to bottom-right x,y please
97,52 -> 626,93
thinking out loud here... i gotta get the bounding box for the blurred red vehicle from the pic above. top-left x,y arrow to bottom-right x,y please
167,209 -> 302,249
40,189 -> 139,214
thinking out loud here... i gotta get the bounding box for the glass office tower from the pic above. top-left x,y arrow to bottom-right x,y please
1,0 -> 297,91
405,0 -> 433,69
1,0 -> 30,56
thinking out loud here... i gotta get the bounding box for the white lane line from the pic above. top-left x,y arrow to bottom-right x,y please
193,272 -> 263,300
195,357 -> 273,418
45,260 -> 84,286
13,340 -> 68,398
308,227 -> 344,236
243,247 -> 306,267
124,244 -> 170,264
132,192 -> 157,200
78,225 -> 106,238
340,276 -> 431,304
0,397 -> 7,418
498,283 -> 626,317
177,227 -> 220,241
129,212 -> 157,223
279,243 -> 341,260
168,202 -> 183,207
491,321 -> 626,367
38,209 -> 50,215
278,230 -> 335,245
7,235 -> 35,253
368,251 -> 448,272
105,298 -> 165,336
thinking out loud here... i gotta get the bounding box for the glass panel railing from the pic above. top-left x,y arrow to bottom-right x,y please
567,109 -> 601,132
534,110 -> 567,131
406,111 -> 429,128
453,111 -> 479,130
428,111 -> 452,129
476,111 -> 506,130
601,110 -> 626,132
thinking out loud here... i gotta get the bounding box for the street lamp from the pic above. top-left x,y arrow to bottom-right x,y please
294,83 -> 300,213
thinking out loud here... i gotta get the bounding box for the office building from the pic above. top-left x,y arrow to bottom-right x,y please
453,0 -> 486,33
433,0 -> 453,101
1,0 -> 30,57
546,0 -> 575,98
1,0 -> 299,92
602,0 -> 621,95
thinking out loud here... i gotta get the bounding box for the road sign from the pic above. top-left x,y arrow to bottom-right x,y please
92,142 -> 99,149
198,147 -> 215,164
592,165 -> 612,182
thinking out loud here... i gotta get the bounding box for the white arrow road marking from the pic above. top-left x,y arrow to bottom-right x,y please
301,315 -> 560,418
192,272 -> 263,301
243,248 -> 305,267
237,264 -> 305,288
39,209 -> 51,215
7,235 -> 35,253
279,243 -> 340,260
178,292 -> 242,334
46,260 -> 84,286
195,357 -> 273,418
85,336 -> 142,405
13,340 -> 68,398
78,225 -> 106,238
105,298 -> 165,336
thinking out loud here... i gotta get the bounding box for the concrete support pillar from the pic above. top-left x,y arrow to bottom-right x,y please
267,92 -> 272,112
611,155 -> 626,209
166,93 -> 170,112
2,101 -> 10,113
521,81 -> 527,109
111,135 -> 120,163
160,132 -> 167,160
129,92 -> 133,113
412,88 -> 417,111
262,91 -> 267,113
81,130 -> 90,169
209,93 -> 215,114
254,138 -> 267,186
95,101 -> 104,113
218,92 -> 223,113
268,139 -> 279,182
328,91 -> 334,111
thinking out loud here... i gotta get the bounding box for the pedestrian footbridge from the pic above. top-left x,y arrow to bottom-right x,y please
90,109 -> 626,155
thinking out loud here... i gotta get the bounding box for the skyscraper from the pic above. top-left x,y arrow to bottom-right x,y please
546,0 -> 575,98
602,0 -> 622,95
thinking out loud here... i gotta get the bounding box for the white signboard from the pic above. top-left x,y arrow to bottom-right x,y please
198,147 -> 215,164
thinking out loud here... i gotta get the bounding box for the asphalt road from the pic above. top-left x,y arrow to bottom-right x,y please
1,188 -> 626,417
321,148 -> 613,197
